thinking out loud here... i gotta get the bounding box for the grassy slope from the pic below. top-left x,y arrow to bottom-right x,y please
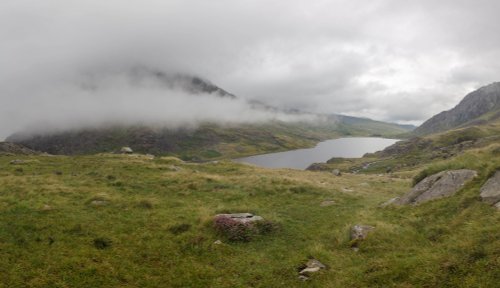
1,143 -> 499,287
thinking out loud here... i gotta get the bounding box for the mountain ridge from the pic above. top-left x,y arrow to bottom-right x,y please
413,82 -> 500,135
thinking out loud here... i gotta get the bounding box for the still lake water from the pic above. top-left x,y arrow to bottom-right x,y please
234,137 -> 399,170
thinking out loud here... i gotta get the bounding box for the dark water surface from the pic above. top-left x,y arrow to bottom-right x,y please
234,137 -> 399,170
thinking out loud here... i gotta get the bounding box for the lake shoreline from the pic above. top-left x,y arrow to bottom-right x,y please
233,137 -> 399,170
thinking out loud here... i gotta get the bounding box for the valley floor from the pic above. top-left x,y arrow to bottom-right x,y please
0,147 -> 499,287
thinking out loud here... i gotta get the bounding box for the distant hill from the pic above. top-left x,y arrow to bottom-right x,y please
414,82 -> 500,135
7,118 -> 412,159
7,71 -> 413,158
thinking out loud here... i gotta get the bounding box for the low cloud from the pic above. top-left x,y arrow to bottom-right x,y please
5,68 -> 317,138
1,0 -> 499,138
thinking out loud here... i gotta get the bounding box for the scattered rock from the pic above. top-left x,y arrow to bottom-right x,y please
342,188 -> 354,192
320,200 -> 336,207
495,202 -> 500,210
298,258 -> 326,280
90,200 -> 109,206
41,204 -> 53,211
332,169 -> 341,176
379,197 -> 400,208
395,169 -> 477,205
168,165 -> 181,172
298,275 -> 309,281
9,159 -> 26,165
350,225 -> 375,241
120,147 -> 133,154
213,240 -> 223,245
214,213 -> 263,224
480,171 -> 500,205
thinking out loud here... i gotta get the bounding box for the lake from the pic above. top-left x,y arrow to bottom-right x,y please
234,137 -> 399,170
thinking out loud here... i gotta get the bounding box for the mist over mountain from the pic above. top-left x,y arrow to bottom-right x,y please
4,67 -> 319,140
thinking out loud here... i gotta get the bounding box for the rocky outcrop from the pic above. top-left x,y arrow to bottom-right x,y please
0,142 -> 38,155
414,82 -> 500,136
480,171 -> 500,206
395,169 -> 477,205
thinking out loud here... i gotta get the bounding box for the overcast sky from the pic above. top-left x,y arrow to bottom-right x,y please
1,0 -> 499,139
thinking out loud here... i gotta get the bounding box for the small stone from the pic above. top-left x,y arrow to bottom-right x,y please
299,267 -> 321,275
215,213 -> 264,224
213,240 -> 223,245
120,147 -> 133,154
90,200 -> 109,206
320,200 -> 335,207
495,202 -> 500,210
168,165 -> 181,171
305,259 -> 326,269
332,169 -> 341,176
298,275 -> 309,281
297,258 -> 326,279
41,204 -> 53,211
350,225 -> 375,241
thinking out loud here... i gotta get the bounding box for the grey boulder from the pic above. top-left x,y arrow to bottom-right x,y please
395,169 -> 477,205
480,171 -> 500,205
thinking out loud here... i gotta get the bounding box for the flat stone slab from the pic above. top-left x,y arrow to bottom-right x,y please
395,169 -> 477,205
480,171 -> 500,205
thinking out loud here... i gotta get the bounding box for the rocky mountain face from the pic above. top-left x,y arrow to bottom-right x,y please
0,142 -> 38,155
114,67 -> 236,99
413,82 -> 500,135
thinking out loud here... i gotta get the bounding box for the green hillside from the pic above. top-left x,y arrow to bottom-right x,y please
0,139 -> 499,287
7,117 -> 412,160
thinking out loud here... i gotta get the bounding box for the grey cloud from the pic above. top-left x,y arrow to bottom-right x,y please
1,0 -> 499,138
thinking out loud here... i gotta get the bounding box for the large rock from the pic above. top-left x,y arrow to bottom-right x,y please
480,171 -> 500,205
395,169 -> 477,205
